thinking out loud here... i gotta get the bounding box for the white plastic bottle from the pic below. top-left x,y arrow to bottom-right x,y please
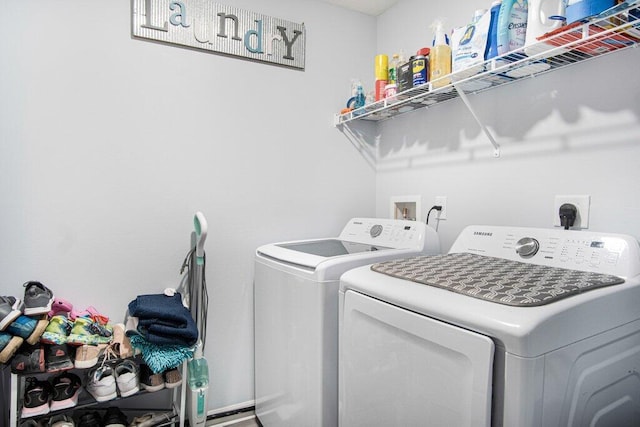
524,0 -> 566,55
429,20 -> 451,89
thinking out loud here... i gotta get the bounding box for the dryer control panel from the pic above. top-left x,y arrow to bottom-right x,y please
450,225 -> 640,278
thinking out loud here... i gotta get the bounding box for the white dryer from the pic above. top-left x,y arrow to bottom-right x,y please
254,218 -> 440,427
339,225 -> 640,427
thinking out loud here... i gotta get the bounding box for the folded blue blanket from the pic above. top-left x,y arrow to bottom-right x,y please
128,293 -> 198,346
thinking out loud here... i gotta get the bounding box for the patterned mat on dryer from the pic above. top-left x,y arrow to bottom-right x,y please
370,253 -> 625,307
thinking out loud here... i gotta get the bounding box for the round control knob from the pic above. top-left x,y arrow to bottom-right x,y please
370,224 -> 383,238
515,237 -> 539,258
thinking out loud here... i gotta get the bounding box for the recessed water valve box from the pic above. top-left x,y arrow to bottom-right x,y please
391,196 -> 422,222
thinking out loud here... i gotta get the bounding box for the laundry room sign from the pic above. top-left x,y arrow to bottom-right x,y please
131,0 -> 306,69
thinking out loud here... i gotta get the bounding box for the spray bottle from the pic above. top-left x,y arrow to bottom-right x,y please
429,20 -> 452,89
187,341 -> 209,427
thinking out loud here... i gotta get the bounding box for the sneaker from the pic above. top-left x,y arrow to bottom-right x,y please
49,371 -> 82,411
129,412 -> 174,426
0,296 -> 24,330
139,363 -> 165,392
74,343 -> 108,369
114,359 -> 139,397
67,316 -> 112,346
70,306 -> 109,325
23,281 -> 55,316
11,344 -> 45,374
0,331 -> 24,364
76,411 -> 102,427
48,414 -> 75,427
19,420 -> 42,427
103,406 -> 129,427
7,315 -> 48,345
164,367 -> 182,389
41,315 -> 73,345
86,364 -> 117,402
21,377 -> 52,418
45,343 -> 74,372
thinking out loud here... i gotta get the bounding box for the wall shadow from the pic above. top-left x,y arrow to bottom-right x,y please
347,47 -> 640,170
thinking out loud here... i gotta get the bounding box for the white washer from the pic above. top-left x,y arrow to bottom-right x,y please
339,225 -> 640,427
254,218 -> 440,427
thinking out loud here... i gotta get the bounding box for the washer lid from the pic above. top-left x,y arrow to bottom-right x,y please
277,239 -> 390,257
258,238 -> 392,270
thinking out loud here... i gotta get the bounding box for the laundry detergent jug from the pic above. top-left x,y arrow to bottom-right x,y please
524,0 -> 567,55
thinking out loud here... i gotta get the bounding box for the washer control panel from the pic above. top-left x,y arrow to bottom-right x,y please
339,218 -> 435,251
450,225 -> 640,278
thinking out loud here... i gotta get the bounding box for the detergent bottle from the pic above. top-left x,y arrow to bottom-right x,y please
524,0 -> 567,55
486,1 -> 503,59
429,20 -> 452,89
497,0 -> 529,56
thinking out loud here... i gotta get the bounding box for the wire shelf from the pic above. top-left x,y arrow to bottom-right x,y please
334,3 -> 640,126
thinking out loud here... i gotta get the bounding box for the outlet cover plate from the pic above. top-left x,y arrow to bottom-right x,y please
553,195 -> 590,229
435,196 -> 447,220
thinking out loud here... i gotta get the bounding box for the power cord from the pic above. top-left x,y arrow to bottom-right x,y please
426,205 -> 442,230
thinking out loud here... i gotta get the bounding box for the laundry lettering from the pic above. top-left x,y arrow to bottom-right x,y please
136,0 -> 304,66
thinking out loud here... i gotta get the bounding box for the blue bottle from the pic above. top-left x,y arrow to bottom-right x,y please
353,82 -> 365,116
486,0 -> 502,60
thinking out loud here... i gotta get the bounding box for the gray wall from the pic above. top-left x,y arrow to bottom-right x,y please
0,0 -> 376,413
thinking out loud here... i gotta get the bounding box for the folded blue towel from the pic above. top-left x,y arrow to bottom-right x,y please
129,333 -> 193,373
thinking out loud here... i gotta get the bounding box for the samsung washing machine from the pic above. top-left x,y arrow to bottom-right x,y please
254,218 -> 440,427
339,225 -> 640,427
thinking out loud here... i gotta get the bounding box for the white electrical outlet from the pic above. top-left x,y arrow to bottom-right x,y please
553,195 -> 590,229
435,196 -> 447,220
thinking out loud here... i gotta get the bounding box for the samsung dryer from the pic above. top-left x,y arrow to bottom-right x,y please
254,218 -> 440,427
339,225 -> 640,427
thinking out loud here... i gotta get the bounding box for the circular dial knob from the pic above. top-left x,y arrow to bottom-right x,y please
370,224 -> 383,238
515,237 -> 539,258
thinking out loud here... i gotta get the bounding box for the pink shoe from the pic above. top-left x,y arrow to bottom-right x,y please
48,297 -> 73,318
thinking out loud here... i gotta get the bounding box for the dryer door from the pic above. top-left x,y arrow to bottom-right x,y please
340,290 -> 495,427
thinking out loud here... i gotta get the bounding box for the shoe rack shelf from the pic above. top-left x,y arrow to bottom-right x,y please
9,359 -> 187,427
333,3 -> 640,158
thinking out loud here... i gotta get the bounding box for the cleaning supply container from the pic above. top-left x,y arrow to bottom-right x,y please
187,343 -> 209,427
524,0 -> 567,55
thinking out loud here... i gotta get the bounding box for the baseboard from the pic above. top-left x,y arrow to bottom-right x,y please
207,400 -> 256,420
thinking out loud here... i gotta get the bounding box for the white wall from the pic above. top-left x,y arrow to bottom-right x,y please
4,0 -> 637,416
0,0 -> 376,413
372,0 -> 640,251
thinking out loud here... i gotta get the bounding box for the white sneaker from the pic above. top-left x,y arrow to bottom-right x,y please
86,365 -> 117,402
115,359 -> 140,397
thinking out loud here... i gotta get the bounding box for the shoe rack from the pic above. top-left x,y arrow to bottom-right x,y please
9,358 -> 187,427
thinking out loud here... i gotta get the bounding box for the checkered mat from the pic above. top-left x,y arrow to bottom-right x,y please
370,253 -> 625,307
